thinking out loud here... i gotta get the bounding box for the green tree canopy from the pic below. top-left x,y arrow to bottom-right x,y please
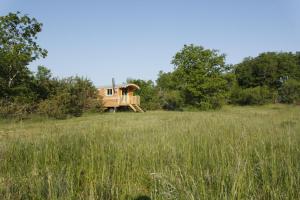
235,52 -> 300,90
157,44 -> 229,109
0,12 -> 47,99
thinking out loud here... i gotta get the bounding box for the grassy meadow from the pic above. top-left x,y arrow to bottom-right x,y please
0,105 -> 299,199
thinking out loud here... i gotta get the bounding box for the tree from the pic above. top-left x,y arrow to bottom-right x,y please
235,52 -> 300,90
0,12 -> 103,119
278,79 -> 300,104
167,44 -> 229,109
233,52 -> 300,104
156,71 -> 178,91
0,12 -> 47,100
33,66 -> 55,100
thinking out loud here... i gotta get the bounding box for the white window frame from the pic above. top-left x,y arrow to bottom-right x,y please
106,88 -> 113,96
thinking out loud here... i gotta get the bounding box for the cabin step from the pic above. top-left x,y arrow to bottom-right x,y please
129,104 -> 144,113
129,104 -> 137,112
134,105 -> 144,112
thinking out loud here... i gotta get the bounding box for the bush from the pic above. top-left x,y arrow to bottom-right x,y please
205,94 -> 226,110
38,92 -> 103,119
198,99 -> 222,111
0,101 -> 33,120
84,97 -> 104,113
37,93 -> 71,119
159,90 -> 184,110
37,77 -> 104,119
61,77 -> 102,117
230,86 -> 273,105
198,101 -> 212,110
278,79 -> 300,104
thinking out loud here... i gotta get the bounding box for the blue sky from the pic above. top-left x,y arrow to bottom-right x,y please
1,0 -> 299,85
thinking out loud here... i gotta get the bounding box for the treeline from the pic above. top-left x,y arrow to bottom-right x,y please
1,12 -> 300,119
0,12 -> 102,119
129,46 -> 300,111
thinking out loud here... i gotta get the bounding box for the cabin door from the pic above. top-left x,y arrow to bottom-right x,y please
121,88 -> 128,104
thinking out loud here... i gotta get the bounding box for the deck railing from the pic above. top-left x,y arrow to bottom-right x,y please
130,96 -> 140,105
118,95 -> 140,105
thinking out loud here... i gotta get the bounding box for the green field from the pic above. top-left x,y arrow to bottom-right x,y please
0,105 -> 299,199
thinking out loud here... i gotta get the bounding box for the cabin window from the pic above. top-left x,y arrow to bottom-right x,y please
106,89 -> 113,96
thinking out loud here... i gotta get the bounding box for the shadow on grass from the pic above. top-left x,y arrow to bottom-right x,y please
134,195 -> 151,200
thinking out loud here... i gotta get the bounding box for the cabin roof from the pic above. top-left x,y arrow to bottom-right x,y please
98,83 -> 140,90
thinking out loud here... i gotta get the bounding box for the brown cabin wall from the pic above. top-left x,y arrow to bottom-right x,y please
98,88 -> 119,107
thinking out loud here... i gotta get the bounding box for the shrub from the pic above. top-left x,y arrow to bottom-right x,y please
230,86 -> 273,105
37,77 -> 104,119
206,94 -> 226,110
194,98 -> 224,111
37,93 -> 71,119
37,90 -> 103,119
198,101 -> 212,110
0,100 -> 33,120
61,77 -> 101,117
278,79 -> 300,104
84,97 -> 104,113
159,90 -> 184,110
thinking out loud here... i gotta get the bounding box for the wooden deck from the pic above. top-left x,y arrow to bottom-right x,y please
119,96 -> 140,105
101,96 -> 144,112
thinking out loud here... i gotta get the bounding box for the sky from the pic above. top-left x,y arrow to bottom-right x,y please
1,0 -> 299,86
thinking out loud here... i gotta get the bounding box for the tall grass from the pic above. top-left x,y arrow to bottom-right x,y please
0,105 -> 299,199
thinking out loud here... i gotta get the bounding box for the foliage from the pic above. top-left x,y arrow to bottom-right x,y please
1,12 -> 300,115
230,85 -> 273,105
235,52 -> 300,90
156,44 -> 230,110
278,79 -> 300,104
33,65 -> 57,100
61,77 -> 98,117
37,92 -> 71,119
156,71 -> 178,91
0,12 -> 103,119
0,12 -> 47,100
38,77 -> 102,118
232,52 -> 300,105
83,97 -> 104,113
159,90 -> 183,110
0,99 -> 34,120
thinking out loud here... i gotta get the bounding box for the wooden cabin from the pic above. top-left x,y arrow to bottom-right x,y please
98,83 -> 144,112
